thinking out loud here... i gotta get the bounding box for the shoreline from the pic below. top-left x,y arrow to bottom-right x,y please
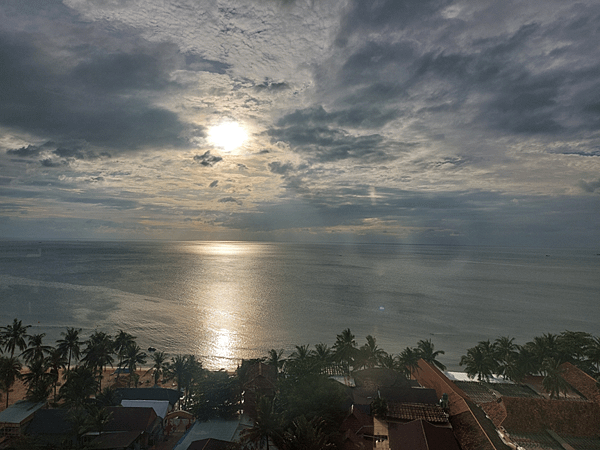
0,367 -> 174,413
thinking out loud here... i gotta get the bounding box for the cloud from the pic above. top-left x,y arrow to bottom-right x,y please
268,161 -> 295,175
579,179 -> 600,194
218,197 -> 242,205
0,18 -> 191,154
194,151 -> 223,167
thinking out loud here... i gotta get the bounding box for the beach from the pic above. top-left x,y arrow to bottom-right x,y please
0,367 -> 170,413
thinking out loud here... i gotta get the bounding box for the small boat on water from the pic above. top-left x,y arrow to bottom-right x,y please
148,347 -> 157,352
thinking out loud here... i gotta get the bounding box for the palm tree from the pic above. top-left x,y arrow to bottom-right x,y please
96,386 -> 119,407
86,405 -> 113,437
81,331 -> 114,393
359,335 -> 387,369
150,351 -> 168,385
312,343 -> 333,374
541,358 -> 570,399
370,396 -> 388,419
493,336 -> 519,379
266,349 -> 286,375
21,333 -> 53,364
46,347 -> 67,402
281,416 -> 334,450
287,345 -> 314,376
379,353 -> 397,370
167,354 -> 203,408
333,329 -> 358,376
416,339 -> 446,371
0,356 -> 23,408
1,319 -> 31,358
22,357 -> 53,402
459,341 -> 497,381
124,343 -> 147,387
59,366 -> 98,409
56,327 -> 82,373
396,347 -> 420,379
241,396 -> 282,450
524,333 -> 560,374
113,330 -> 136,377
586,336 -> 600,376
557,330 -> 594,367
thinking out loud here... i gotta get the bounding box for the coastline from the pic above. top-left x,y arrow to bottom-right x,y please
0,367 -> 173,413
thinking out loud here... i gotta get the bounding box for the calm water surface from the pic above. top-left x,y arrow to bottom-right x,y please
0,241 -> 598,370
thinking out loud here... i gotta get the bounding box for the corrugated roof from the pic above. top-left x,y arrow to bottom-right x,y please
0,401 -> 45,424
26,409 -> 72,435
121,399 -> 170,419
116,387 -> 181,405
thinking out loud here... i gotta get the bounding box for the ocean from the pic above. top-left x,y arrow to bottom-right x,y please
0,240 -> 598,371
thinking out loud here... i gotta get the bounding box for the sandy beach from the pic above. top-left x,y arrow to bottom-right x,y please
0,367 -> 172,413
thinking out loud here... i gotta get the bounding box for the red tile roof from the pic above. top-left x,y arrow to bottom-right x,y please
560,362 -> 600,405
388,419 -> 461,450
484,396 -> 600,436
386,402 -> 448,423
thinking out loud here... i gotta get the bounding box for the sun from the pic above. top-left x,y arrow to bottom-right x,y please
208,122 -> 247,152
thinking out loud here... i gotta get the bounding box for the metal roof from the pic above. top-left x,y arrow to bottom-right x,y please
0,401 -> 45,425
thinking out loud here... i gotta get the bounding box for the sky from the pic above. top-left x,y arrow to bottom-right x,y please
1,0 -> 599,247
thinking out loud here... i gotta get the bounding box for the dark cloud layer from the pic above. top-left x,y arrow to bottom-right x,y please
0,12 -> 192,154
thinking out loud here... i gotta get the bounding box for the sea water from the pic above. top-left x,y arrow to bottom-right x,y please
0,240 -> 598,370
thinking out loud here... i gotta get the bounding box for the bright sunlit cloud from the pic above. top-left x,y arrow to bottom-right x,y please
208,122 -> 247,152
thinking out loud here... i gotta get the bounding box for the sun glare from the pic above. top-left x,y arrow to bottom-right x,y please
208,122 -> 247,152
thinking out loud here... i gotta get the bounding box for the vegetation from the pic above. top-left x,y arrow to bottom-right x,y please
2,316 -> 600,439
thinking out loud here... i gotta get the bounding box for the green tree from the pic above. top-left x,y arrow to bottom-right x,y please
1,319 -> 31,358
81,331 -> 114,393
124,343 -> 147,387
113,330 -> 136,377
167,354 -> 203,409
311,343 -> 333,374
86,405 -> 113,437
460,341 -> 497,381
46,347 -> 67,402
150,351 -> 168,385
56,327 -> 82,373
370,396 -> 388,419
287,345 -> 315,376
557,330 -> 594,369
241,396 -> 282,450
266,349 -> 286,375
332,329 -> 358,376
586,336 -> 600,376
379,353 -> 397,370
416,339 -> 446,371
277,373 -> 346,427
191,370 -> 240,420
280,416 -> 334,450
493,336 -> 519,379
0,356 -> 23,408
542,358 -> 570,399
96,386 -> 119,407
22,357 -> 53,402
21,333 -> 53,364
59,366 -> 98,409
524,333 -> 560,374
358,335 -> 387,369
396,347 -> 420,379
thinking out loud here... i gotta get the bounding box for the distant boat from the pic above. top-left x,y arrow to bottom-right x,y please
26,248 -> 42,258
148,347 -> 157,352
